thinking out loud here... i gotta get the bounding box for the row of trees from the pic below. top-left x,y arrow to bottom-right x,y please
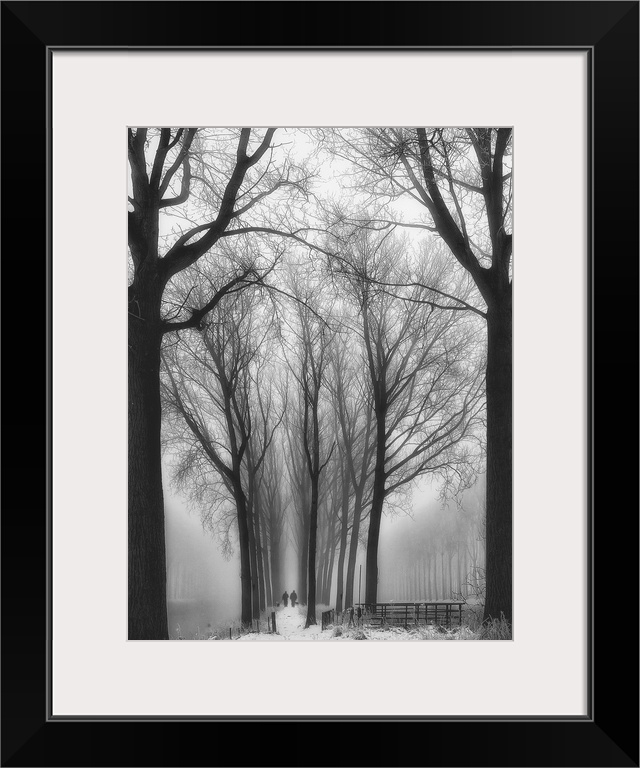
379,478 -> 486,602
160,233 -> 485,628
128,127 -> 512,639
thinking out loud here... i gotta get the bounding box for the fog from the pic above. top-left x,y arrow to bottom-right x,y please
164,458 -> 484,638
164,474 -> 241,639
124,127 -> 508,639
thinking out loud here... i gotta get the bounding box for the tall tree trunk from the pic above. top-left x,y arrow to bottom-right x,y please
299,511 -> 309,602
257,488 -> 271,608
254,496 -> 266,612
305,480 -> 319,628
412,127 -> 512,626
463,548 -> 469,596
365,408 -> 386,605
317,530 -> 327,604
269,527 -> 281,606
365,486 -> 384,603
344,487 -> 363,608
320,543 -> 330,604
233,483 -> 253,627
246,502 -> 260,621
483,303 -> 513,624
128,310 -> 169,640
321,542 -> 329,604
263,544 -> 272,608
335,479 -> 350,614
322,466 -> 339,606
325,536 -> 337,606
320,500 -> 337,605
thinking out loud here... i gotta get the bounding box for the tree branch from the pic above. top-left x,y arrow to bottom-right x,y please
160,269 -> 255,334
160,129 -> 278,283
158,128 -> 197,199
415,128 -> 486,288
159,157 -> 192,208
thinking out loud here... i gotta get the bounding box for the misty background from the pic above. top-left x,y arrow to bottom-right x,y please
165,468 -> 485,638
128,127 -> 509,641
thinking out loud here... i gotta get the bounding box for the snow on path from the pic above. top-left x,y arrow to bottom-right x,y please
236,606 -> 327,641
277,606 -> 326,640
276,606 -> 306,636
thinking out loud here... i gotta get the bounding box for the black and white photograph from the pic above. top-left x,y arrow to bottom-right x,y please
128,127 -> 513,642
3,0 -> 636,756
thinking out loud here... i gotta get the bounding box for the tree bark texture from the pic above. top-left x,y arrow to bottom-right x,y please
305,480 -> 319,627
364,409 -> 387,605
334,479 -> 350,614
128,309 -> 168,640
344,487 -> 363,609
233,486 -> 254,628
483,303 -> 513,623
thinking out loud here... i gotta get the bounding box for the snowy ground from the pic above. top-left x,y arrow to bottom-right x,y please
235,606 -> 324,641
232,605 -> 477,641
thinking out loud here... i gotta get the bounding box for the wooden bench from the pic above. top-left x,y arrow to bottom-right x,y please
418,601 -> 464,628
356,601 -> 465,629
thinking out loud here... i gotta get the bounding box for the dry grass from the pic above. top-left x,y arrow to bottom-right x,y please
476,615 -> 512,640
174,603 -> 512,641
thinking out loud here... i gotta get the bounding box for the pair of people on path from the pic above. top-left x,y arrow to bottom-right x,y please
282,589 -> 298,608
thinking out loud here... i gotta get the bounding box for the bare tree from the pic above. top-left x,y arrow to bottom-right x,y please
283,284 -> 335,628
328,332 -> 376,611
326,127 -> 511,622
244,375 -> 284,614
259,441 -> 288,605
283,389 -> 311,601
161,288 -> 277,627
330,231 -> 485,606
128,127 -> 310,638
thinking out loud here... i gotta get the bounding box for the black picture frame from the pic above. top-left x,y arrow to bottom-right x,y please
2,2 -> 637,766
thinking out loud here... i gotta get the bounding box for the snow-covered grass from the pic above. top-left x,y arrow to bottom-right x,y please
176,602 -> 512,641
328,623 -> 480,641
474,616 -> 512,640
231,605 -> 512,641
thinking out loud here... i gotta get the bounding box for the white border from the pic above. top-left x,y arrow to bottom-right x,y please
52,51 -> 587,717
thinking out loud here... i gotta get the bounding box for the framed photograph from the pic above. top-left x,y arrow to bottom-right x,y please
3,2 -> 637,766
